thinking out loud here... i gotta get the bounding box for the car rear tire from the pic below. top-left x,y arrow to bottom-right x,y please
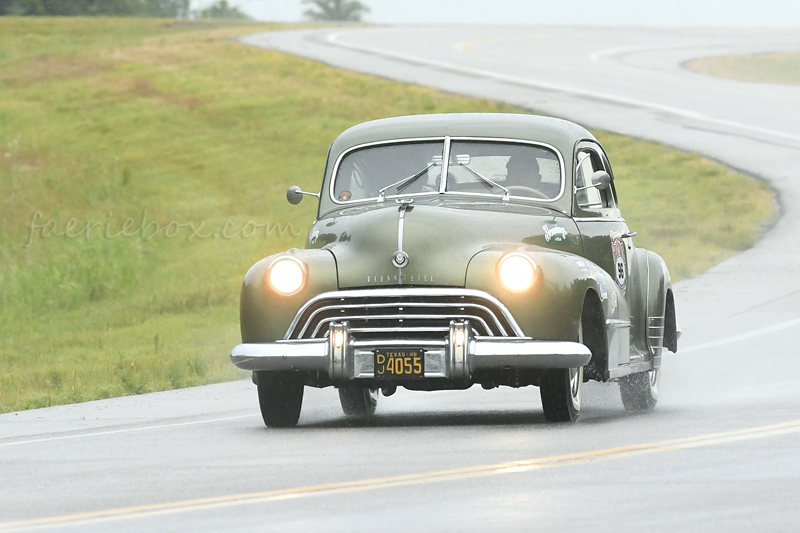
256,371 -> 304,428
619,369 -> 659,411
339,386 -> 379,416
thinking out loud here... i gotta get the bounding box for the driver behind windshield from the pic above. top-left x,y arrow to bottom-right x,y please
505,151 -> 543,189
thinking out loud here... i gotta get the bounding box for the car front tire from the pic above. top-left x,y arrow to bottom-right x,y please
540,366 -> 583,422
255,371 -> 304,428
540,313 -> 587,422
338,386 -> 379,416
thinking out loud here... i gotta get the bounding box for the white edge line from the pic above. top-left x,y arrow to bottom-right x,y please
681,316 -> 800,354
0,414 -> 258,448
324,31 -> 800,144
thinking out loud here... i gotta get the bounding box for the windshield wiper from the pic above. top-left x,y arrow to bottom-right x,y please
453,162 -> 509,201
377,162 -> 437,203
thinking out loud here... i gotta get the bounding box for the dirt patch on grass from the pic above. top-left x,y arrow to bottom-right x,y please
1,55 -> 111,87
125,76 -> 205,109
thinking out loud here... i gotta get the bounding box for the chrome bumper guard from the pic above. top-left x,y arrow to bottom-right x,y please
231,320 -> 591,380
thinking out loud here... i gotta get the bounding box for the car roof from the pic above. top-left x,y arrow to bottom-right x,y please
329,113 -> 595,156
318,113 -> 596,218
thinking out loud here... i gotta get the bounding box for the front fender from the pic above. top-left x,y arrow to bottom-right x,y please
240,248 -> 338,343
465,246 -> 612,341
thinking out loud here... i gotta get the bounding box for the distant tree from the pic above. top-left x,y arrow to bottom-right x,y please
198,0 -> 250,20
144,0 -> 190,17
0,0 -> 189,17
302,0 -> 369,22
0,0 -> 17,15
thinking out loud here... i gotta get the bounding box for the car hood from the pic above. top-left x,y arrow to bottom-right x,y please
307,201 -> 578,289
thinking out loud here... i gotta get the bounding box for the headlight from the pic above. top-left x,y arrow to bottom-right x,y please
498,254 -> 536,292
268,256 -> 306,295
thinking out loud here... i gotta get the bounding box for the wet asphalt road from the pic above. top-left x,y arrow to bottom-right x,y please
2,26 -> 800,532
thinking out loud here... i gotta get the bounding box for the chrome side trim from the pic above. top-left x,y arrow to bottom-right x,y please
606,319 -> 632,329
648,316 -> 665,350
285,288 -> 524,339
572,217 -> 627,222
608,360 -> 654,380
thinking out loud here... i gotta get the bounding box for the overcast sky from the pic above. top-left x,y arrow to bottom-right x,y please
196,0 -> 800,26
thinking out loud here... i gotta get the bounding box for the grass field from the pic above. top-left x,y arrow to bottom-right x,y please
0,18 -> 776,413
686,52 -> 800,86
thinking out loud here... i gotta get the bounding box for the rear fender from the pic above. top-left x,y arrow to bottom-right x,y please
645,250 -> 673,366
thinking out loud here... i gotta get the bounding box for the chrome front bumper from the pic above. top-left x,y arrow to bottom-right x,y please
230,320 -> 591,381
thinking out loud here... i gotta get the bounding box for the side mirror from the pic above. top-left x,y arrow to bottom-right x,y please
287,185 -> 320,205
591,171 -> 611,191
287,185 -> 304,205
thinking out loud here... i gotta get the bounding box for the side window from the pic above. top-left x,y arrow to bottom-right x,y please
576,149 -> 615,210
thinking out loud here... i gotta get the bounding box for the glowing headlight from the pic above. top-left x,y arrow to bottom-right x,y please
268,256 -> 306,295
498,254 -> 536,292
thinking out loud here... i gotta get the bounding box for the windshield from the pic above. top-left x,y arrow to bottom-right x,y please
332,141 -> 444,203
331,139 -> 563,203
447,140 -> 562,200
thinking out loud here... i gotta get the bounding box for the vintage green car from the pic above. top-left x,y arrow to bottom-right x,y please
230,113 -> 678,427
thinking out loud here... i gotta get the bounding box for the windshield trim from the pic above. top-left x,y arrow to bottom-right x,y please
329,136 -> 566,206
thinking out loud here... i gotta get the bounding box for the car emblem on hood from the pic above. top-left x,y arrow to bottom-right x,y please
392,250 -> 409,268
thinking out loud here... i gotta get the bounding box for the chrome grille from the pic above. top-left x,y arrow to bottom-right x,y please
284,288 -> 523,342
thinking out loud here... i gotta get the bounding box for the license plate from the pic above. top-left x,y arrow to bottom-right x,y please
374,349 -> 425,378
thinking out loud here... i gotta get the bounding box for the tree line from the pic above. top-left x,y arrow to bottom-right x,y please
0,0 -> 190,16
0,0 -> 371,21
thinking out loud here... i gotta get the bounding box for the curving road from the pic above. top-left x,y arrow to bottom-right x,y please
3,26 -> 800,532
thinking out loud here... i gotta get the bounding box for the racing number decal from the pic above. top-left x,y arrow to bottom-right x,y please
610,231 -> 627,292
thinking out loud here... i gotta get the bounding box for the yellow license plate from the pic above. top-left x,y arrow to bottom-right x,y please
374,349 -> 424,378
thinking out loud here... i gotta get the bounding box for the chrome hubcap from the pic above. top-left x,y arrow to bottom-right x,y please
367,388 -> 379,404
569,366 -> 583,410
648,369 -> 660,399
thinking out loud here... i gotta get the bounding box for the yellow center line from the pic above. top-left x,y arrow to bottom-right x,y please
2,419 -> 799,532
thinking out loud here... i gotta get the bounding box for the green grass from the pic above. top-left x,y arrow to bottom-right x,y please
0,18 -> 776,413
686,52 -> 800,86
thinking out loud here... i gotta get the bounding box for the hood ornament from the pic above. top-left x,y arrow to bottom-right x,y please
392,199 -> 413,273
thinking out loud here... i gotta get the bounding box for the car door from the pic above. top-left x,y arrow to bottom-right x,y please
572,142 -> 644,368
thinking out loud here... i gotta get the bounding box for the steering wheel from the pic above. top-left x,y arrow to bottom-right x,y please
506,185 -> 549,199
